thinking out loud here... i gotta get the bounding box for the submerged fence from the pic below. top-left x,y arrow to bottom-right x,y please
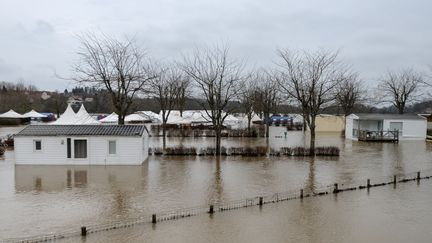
4,169 -> 432,243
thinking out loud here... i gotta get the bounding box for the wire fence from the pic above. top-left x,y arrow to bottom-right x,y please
4,168 -> 432,243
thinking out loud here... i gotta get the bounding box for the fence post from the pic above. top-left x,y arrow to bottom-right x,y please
333,183 -> 339,194
259,197 -> 263,206
367,179 -> 371,188
300,189 -> 304,199
209,205 -> 214,214
81,226 -> 87,236
394,175 -> 397,184
417,171 -> 421,180
152,214 -> 157,224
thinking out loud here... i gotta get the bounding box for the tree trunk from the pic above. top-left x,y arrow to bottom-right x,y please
162,135 -> 167,150
215,127 -> 222,156
266,123 -> 270,138
162,123 -> 166,139
265,113 -> 270,138
118,113 -> 125,125
162,122 -> 167,150
309,116 -> 316,156
302,113 -> 307,132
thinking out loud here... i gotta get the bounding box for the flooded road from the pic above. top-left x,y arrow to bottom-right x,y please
1,126 -> 432,240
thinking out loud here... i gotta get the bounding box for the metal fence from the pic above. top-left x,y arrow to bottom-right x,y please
4,169 -> 432,243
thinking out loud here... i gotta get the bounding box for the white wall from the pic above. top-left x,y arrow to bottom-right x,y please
383,119 -> 427,140
345,115 -> 355,139
15,135 -> 149,165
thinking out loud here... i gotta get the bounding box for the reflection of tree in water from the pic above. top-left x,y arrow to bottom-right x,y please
305,157 -> 316,194
208,157 -> 224,205
108,174 -> 129,217
392,143 -> 404,173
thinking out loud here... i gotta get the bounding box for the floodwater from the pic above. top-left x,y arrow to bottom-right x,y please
1,126 -> 432,241
72,179 -> 432,243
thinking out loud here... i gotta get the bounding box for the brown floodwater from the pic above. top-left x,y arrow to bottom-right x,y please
0,126 -> 432,241
69,179 -> 432,243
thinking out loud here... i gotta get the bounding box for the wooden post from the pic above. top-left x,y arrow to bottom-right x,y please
300,189 -> 304,199
81,226 -> 87,236
367,179 -> 371,188
333,183 -> 339,193
394,175 -> 397,184
417,171 -> 421,180
209,205 -> 214,214
259,197 -> 263,206
152,214 -> 157,224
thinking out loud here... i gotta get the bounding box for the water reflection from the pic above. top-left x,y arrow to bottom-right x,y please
208,157 -> 224,204
14,165 -> 150,192
15,166 -> 88,192
305,158 -> 316,193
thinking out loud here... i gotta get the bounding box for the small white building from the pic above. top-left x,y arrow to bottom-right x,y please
345,113 -> 427,141
14,125 -> 149,165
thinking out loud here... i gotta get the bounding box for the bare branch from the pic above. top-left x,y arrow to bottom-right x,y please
72,33 -> 155,124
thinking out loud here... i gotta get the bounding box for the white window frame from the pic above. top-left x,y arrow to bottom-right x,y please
33,139 -> 42,152
108,140 -> 117,155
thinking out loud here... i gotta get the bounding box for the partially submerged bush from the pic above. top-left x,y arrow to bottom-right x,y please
153,147 -> 164,156
164,146 -> 197,156
150,146 -> 340,157
314,146 -> 340,156
291,147 -> 310,156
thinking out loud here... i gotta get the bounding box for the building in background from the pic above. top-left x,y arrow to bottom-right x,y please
345,113 -> 426,141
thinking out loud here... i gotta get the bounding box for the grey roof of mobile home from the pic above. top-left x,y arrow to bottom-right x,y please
351,113 -> 425,120
16,125 -> 147,137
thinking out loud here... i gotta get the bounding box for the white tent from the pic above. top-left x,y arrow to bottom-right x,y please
161,111 -> 191,125
75,105 -> 100,125
125,113 -> 147,123
24,110 -> 47,118
287,113 -> 303,124
183,110 -> 211,124
223,114 -> 241,128
52,104 -> 100,125
250,113 -> 262,122
99,112 -> 118,123
51,104 -> 79,125
0,109 -> 28,118
136,111 -> 161,123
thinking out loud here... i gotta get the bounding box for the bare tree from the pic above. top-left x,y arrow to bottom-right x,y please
182,45 -> 244,155
378,69 -> 424,114
239,76 -> 256,134
73,34 -> 154,124
149,64 -> 185,147
335,72 -> 365,116
253,72 -> 280,138
277,49 -> 346,153
176,77 -> 191,117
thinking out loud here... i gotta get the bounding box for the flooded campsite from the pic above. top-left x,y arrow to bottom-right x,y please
2,2 -> 432,241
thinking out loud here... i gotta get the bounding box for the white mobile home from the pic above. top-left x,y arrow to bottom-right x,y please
345,113 -> 427,141
14,125 -> 149,165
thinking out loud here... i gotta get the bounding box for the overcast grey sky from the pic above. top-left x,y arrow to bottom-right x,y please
1,0 -> 431,90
